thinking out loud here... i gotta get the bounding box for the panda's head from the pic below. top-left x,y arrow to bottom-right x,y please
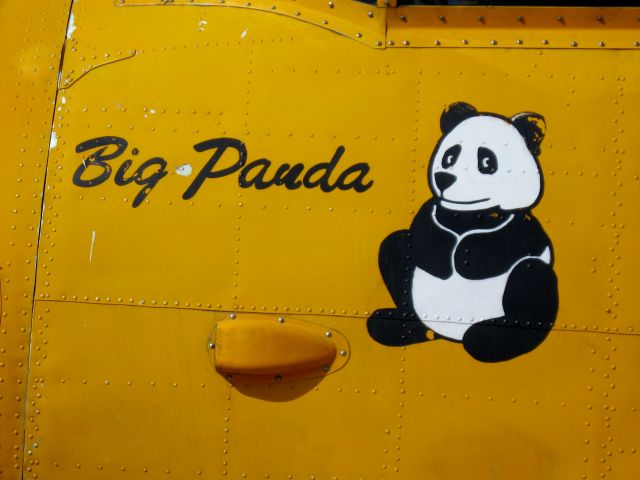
428,102 -> 546,212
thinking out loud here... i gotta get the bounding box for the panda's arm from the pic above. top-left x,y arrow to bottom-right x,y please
455,213 -> 551,280
409,199 -> 457,279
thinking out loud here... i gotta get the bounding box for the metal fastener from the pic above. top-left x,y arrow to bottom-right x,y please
598,41 -> 605,47
516,39 -> 523,45
462,39 -> 469,45
403,40 -> 410,46
517,15 -> 525,23
434,40 -> 441,46
277,317 -> 285,323
388,40 -> 394,46
340,350 -> 347,356
274,375 -> 282,382
439,15 -> 446,23
490,39 -> 497,45
229,313 -> 236,319
571,41 -> 578,47
356,32 -> 362,38
322,366 -> 330,373
208,342 -> 215,349
542,39 -> 549,45
400,15 -> 407,22
325,331 -> 332,337
367,11 -> 373,18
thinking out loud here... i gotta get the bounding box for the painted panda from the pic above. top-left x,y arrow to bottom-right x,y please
367,102 -> 559,362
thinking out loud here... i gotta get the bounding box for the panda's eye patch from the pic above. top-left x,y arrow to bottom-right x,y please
477,147 -> 498,174
442,145 -> 461,169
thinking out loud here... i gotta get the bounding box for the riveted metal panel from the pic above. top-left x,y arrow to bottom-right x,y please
387,6 -> 640,50
10,1 -> 640,479
0,1 -> 72,478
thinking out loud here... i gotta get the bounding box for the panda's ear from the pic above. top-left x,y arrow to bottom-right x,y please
440,102 -> 478,134
511,112 -> 546,157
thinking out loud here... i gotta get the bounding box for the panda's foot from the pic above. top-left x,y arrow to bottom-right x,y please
367,309 -> 431,346
462,316 -> 553,363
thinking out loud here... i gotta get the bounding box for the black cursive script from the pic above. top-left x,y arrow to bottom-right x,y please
73,136 -> 374,207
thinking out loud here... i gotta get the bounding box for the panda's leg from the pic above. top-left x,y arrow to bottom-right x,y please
462,259 -> 558,362
378,230 -> 414,309
367,230 -> 429,346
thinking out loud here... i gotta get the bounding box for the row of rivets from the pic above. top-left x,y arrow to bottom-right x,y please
387,39 -> 635,47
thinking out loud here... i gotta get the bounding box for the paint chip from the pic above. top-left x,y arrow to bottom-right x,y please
66,13 -> 77,39
176,164 -> 193,177
49,131 -> 58,150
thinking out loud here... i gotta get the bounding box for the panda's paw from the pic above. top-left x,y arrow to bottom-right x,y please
462,316 -> 552,362
367,309 -> 430,347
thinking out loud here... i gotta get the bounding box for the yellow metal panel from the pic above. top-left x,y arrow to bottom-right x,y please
27,301 -> 230,477
9,1 -> 640,479
117,0 -> 387,48
387,6 -> 640,50
0,0 -> 71,478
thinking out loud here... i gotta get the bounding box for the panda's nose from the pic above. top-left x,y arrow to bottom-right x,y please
435,172 -> 457,192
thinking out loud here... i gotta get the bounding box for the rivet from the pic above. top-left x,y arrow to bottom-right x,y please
325,331 -> 332,337
367,11 -> 373,18
439,15 -> 446,23
516,39 -> 523,45
229,313 -> 236,319
597,15 -> 605,23
477,15 -> 485,23
322,19 -> 328,25
356,32 -> 362,38
388,40 -> 394,46
340,350 -> 347,356
328,1 -> 334,8
542,39 -> 549,45
571,41 -> 578,47
274,375 -> 282,382
434,40 -> 441,46
517,15 -> 525,23
635,41 -> 640,47
376,40 -> 382,46
400,15 -> 407,22
225,374 -> 232,381
322,366 -> 330,373
208,342 -> 215,349
557,16 -> 565,23
490,39 -> 497,45
599,41 -> 605,47
403,40 -> 410,46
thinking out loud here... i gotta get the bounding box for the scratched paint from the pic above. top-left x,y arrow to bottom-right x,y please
89,230 -> 96,262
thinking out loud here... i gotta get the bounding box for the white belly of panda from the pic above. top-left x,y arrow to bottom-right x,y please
411,244 -> 551,341
412,267 -> 510,341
